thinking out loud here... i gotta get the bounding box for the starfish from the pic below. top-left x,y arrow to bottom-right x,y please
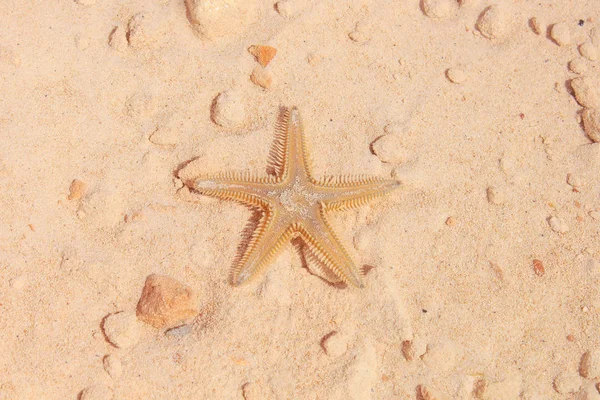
184,107 -> 400,288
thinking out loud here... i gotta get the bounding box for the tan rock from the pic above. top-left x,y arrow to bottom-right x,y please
582,108 -> 600,142
250,66 -> 274,89
571,77 -> 600,109
550,23 -> 571,46
136,274 -> 199,329
476,5 -> 508,40
68,179 -> 87,200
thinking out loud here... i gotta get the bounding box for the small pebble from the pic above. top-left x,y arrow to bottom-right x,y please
548,216 -> 569,234
402,336 -> 427,361
571,77 -> 600,109
275,0 -> 299,18
580,350 -> 600,379
321,331 -> 349,357
550,23 -> 571,46
533,259 -> 545,276
486,186 -> 505,205
476,5 -> 508,40
445,216 -> 456,226
103,354 -> 123,379
421,0 -> 454,19
68,179 -> 87,200
185,0 -> 258,40
582,108 -> 600,142
579,42 -> 598,61
102,311 -> 141,349
568,59 -> 588,75
567,173 -> 583,188
554,371 -> 582,394
108,26 -> 128,52
136,274 -> 199,329
529,17 -> 545,35
422,340 -> 458,372
211,90 -> 246,128
446,68 -> 466,84
348,22 -> 371,43
250,66 -> 274,89
370,135 -> 408,164
79,384 -> 113,400
248,45 -> 277,67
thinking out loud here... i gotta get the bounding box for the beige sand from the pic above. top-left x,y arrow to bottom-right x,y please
1,0 -> 600,398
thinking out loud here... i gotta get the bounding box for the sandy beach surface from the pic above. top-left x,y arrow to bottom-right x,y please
1,0 -> 600,398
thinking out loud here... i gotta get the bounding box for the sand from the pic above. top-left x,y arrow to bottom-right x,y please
0,0 -> 599,398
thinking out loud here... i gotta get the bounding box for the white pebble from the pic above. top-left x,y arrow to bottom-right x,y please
321,331 -> 349,357
568,59 -> 588,75
9,275 -> 26,290
567,173 -> 583,188
275,0 -> 300,18
548,216 -> 569,234
579,42 -> 598,61
571,77 -> 600,109
582,108 -> 600,143
580,350 -> 600,379
371,135 -> 408,164
250,66 -> 274,89
421,0 -> 454,19
185,0 -> 258,40
446,68 -> 466,84
554,371 -> 582,394
108,26 -> 128,52
103,354 -> 123,379
476,5 -> 508,40
422,340 -> 458,372
211,91 -> 246,129
79,384 -> 113,400
102,312 -> 141,349
550,23 -> 571,46
486,186 -> 505,205
529,17 -> 545,35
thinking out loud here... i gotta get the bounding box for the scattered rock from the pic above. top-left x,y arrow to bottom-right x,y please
529,17 -> 545,35
103,354 -> 123,379
421,0 -> 454,19
548,216 -> 569,234
185,0 -> 257,40
554,371 -> 582,394
476,5 -> 508,40
136,274 -> 199,329
68,179 -> 87,200
79,384 -> 113,400
533,259 -> 545,277
248,45 -> 277,67
571,77 -> 600,109
371,135 -> 408,164
275,0 -> 300,18
579,42 -> 598,61
446,68 -> 466,84
321,331 -> 349,357
569,59 -> 588,75
348,22 -> 371,43
211,91 -> 246,128
486,186 -> 505,205
102,311 -> 141,348
422,340 -> 458,373
580,350 -> 600,379
567,173 -> 583,188
108,26 -> 128,52
582,108 -> 600,142
550,22 -> 571,46
250,66 -> 274,89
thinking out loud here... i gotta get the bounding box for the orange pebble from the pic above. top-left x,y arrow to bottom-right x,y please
248,45 -> 277,67
533,259 -> 545,276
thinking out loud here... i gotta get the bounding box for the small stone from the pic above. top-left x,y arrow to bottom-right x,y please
108,26 -> 128,52
476,5 -> 508,40
532,259 -> 545,277
211,90 -> 246,128
74,0 -> 97,5
250,66 -> 274,89
567,173 -> 583,188
582,108 -> 600,142
446,68 -> 466,84
569,59 -> 588,75
421,0 -> 454,19
79,384 -> 113,400
548,216 -> 569,234
445,216 -> 456,226
248,45 -> 277,67
554,371 -> 582,394
486,186 -> 505,205
68,179 -> 87,200
529,17 -> 545,35
321,331 -> 349,357
102,311 -> 141,349
422,340 -> 457,372
402,336 -> 427,361
571,77 -> 600,109
275,0 -> 299,18
348,22 -> 371,43
185,0 -> 258,40
579,42 -> 598,61
9,275 -> 26,290
580,350 -> 600,379
370,135 -> 408,164
103,354 -> 123,379
550,23 -> 571,46
136,274 -> 199,329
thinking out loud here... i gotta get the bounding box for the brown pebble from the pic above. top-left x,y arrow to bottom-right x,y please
402,340 -> 414,361
533,259 -> 545,276
136,274 -> 199,329
250,66 -> 274,89
68,179 -> 87,200
248,45 -> 277,67
445,216 -> 456,226
567,334 -> 575,342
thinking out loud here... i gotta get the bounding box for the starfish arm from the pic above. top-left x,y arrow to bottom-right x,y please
278,107 -> 315,183
189,172 -> 277,206
298,211 -> 364,288
231,210 -> 296,286
316,176 -> 401,212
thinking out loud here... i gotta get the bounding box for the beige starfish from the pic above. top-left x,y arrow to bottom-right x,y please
185,107 -> 400,287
